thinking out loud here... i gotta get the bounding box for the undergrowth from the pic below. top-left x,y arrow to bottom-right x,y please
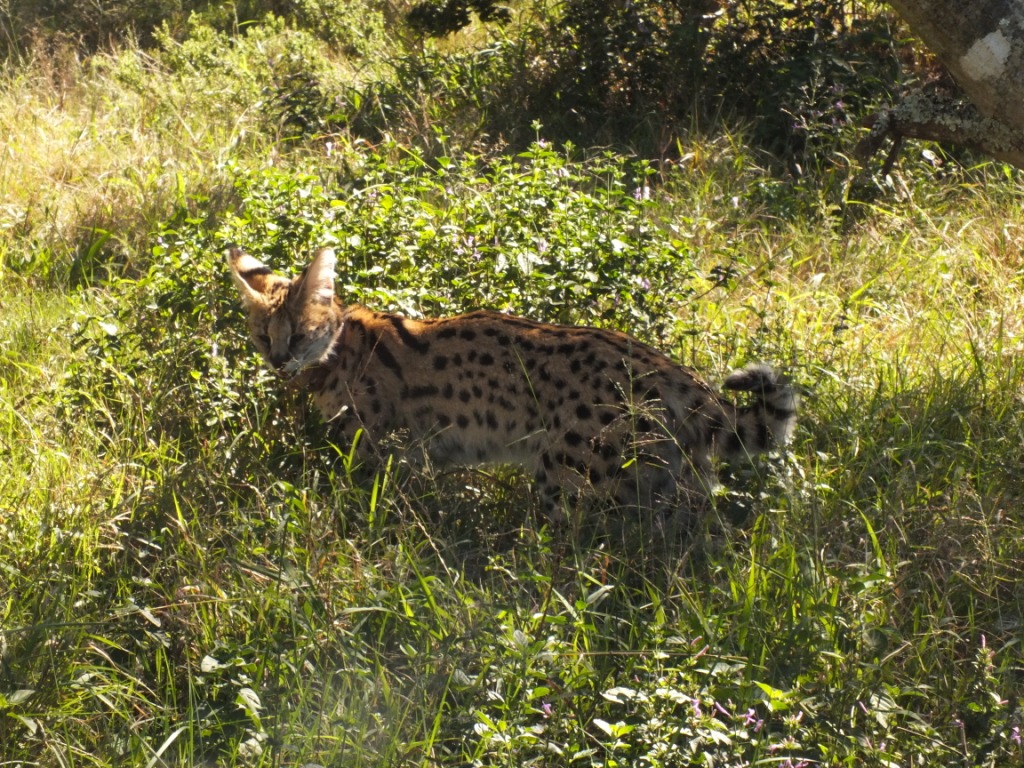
3,6 -> 1024,768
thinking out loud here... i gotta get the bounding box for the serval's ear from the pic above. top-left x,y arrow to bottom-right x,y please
226,247 -> 275,308
294,248 -> 337,306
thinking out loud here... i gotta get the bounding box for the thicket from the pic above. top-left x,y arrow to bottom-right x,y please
0,0 -> 389,57
292,0 -> 913,168
2,0 -> 914,160
0,0 -> 921,287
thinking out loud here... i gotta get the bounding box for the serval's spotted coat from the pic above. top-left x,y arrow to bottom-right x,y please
228,247 -> 797,522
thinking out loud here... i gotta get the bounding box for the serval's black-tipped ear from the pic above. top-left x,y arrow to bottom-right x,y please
226,247 -> 275,308
295,248 -> 337,305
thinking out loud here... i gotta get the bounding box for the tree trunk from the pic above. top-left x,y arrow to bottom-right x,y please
862,1 -> 1024,169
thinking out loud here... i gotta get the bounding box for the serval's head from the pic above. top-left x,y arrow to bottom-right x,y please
226,247 -> 342,378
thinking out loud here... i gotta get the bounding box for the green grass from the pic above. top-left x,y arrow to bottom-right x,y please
4,11 -> 1024,768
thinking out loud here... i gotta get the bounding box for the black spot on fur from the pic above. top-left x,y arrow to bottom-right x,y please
239,265 -> 273,278
372,340 -> 404,380
756,420 -> 770,449
388,315 -> 430,353
556,452 -> 588,476
763,403 -> 796,420
407,384 -> 439,398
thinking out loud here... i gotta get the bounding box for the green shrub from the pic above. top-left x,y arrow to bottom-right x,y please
0,0 -> 390,56
406,0 -> 511,36
355,0 -> 911,167
704,1 -> 905,164
60,141 -> 707,505
224,143 -> 697,336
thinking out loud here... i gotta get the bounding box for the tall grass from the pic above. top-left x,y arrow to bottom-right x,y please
3,11 -> 1024,768
0,17 -> 369,283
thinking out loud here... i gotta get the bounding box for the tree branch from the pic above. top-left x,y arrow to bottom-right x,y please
858,85 -> 1024,170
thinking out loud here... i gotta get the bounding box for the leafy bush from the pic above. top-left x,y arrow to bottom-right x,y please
342,0 -> 911,168
543,0 -> 715,126
1,0 -> 194,53
60,141 -> 706,508
0,0 -> 389,56
407,0 -> 511,36
704,1 -> 905,165
220,141 -> 698,334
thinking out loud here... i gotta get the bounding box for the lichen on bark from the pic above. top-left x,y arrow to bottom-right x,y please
859,84 -> 1024,170
858,1 -> 1024,170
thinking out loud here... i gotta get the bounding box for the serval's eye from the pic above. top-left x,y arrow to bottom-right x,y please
290,333 -> 306,345
257,334 -> 271,346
